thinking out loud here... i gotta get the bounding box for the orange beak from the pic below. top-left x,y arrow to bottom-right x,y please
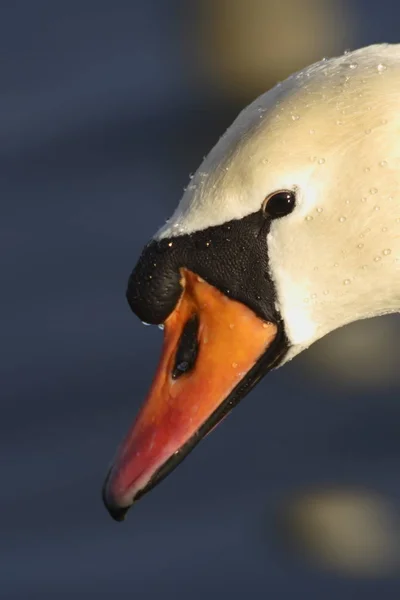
103,269 -> 280,520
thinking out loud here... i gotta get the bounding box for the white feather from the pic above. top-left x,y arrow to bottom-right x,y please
156,44 -> 400,358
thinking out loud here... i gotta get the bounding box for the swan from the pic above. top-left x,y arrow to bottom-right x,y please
103,43 -> 400,521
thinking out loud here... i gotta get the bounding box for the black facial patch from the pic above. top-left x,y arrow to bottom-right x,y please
127,209 -> 278,325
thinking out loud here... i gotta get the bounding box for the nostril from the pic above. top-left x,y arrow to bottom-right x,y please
172,314 -> 199,379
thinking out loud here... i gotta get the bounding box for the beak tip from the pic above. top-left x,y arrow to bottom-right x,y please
102,473 -> 131,523
108,506 -> 129,522
107,501 -> 130,522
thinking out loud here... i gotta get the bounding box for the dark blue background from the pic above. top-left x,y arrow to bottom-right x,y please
2,1 -> 400,597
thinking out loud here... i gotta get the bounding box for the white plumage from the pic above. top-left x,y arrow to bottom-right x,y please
157,43 -> 400,362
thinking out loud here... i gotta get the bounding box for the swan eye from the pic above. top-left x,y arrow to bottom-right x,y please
262,190 -> 296,218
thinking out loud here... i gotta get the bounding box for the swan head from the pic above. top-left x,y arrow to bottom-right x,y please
103,44 -> 400,520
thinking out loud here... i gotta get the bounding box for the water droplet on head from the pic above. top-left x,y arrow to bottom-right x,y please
370,187 -> 378,194
168,241 -> 173,247
377,63 -> 387,73
318,158 -> 325,164
374,256 -> 382,262
316,207 -> 323,213
383,249 -> 392,256
305,215 -> 313,222
382,227 -> 388,232
229,323 -> 235,329
365,128 -> 372,135
232,362 -> 238,369
373,205 -> 380,211
311,293 -> 317,299
291,114 -> 300,121
339,216 -> 346,223
379,160 -> 388,167
343,279 -> 351,286
323,290 -> 330,296
309,128 -> 315,134
364,167 -> 370,173
349,62 -> 358,69
357,243 -> 364,249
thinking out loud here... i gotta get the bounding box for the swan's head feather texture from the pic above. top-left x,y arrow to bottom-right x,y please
157,44 -> 400,360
